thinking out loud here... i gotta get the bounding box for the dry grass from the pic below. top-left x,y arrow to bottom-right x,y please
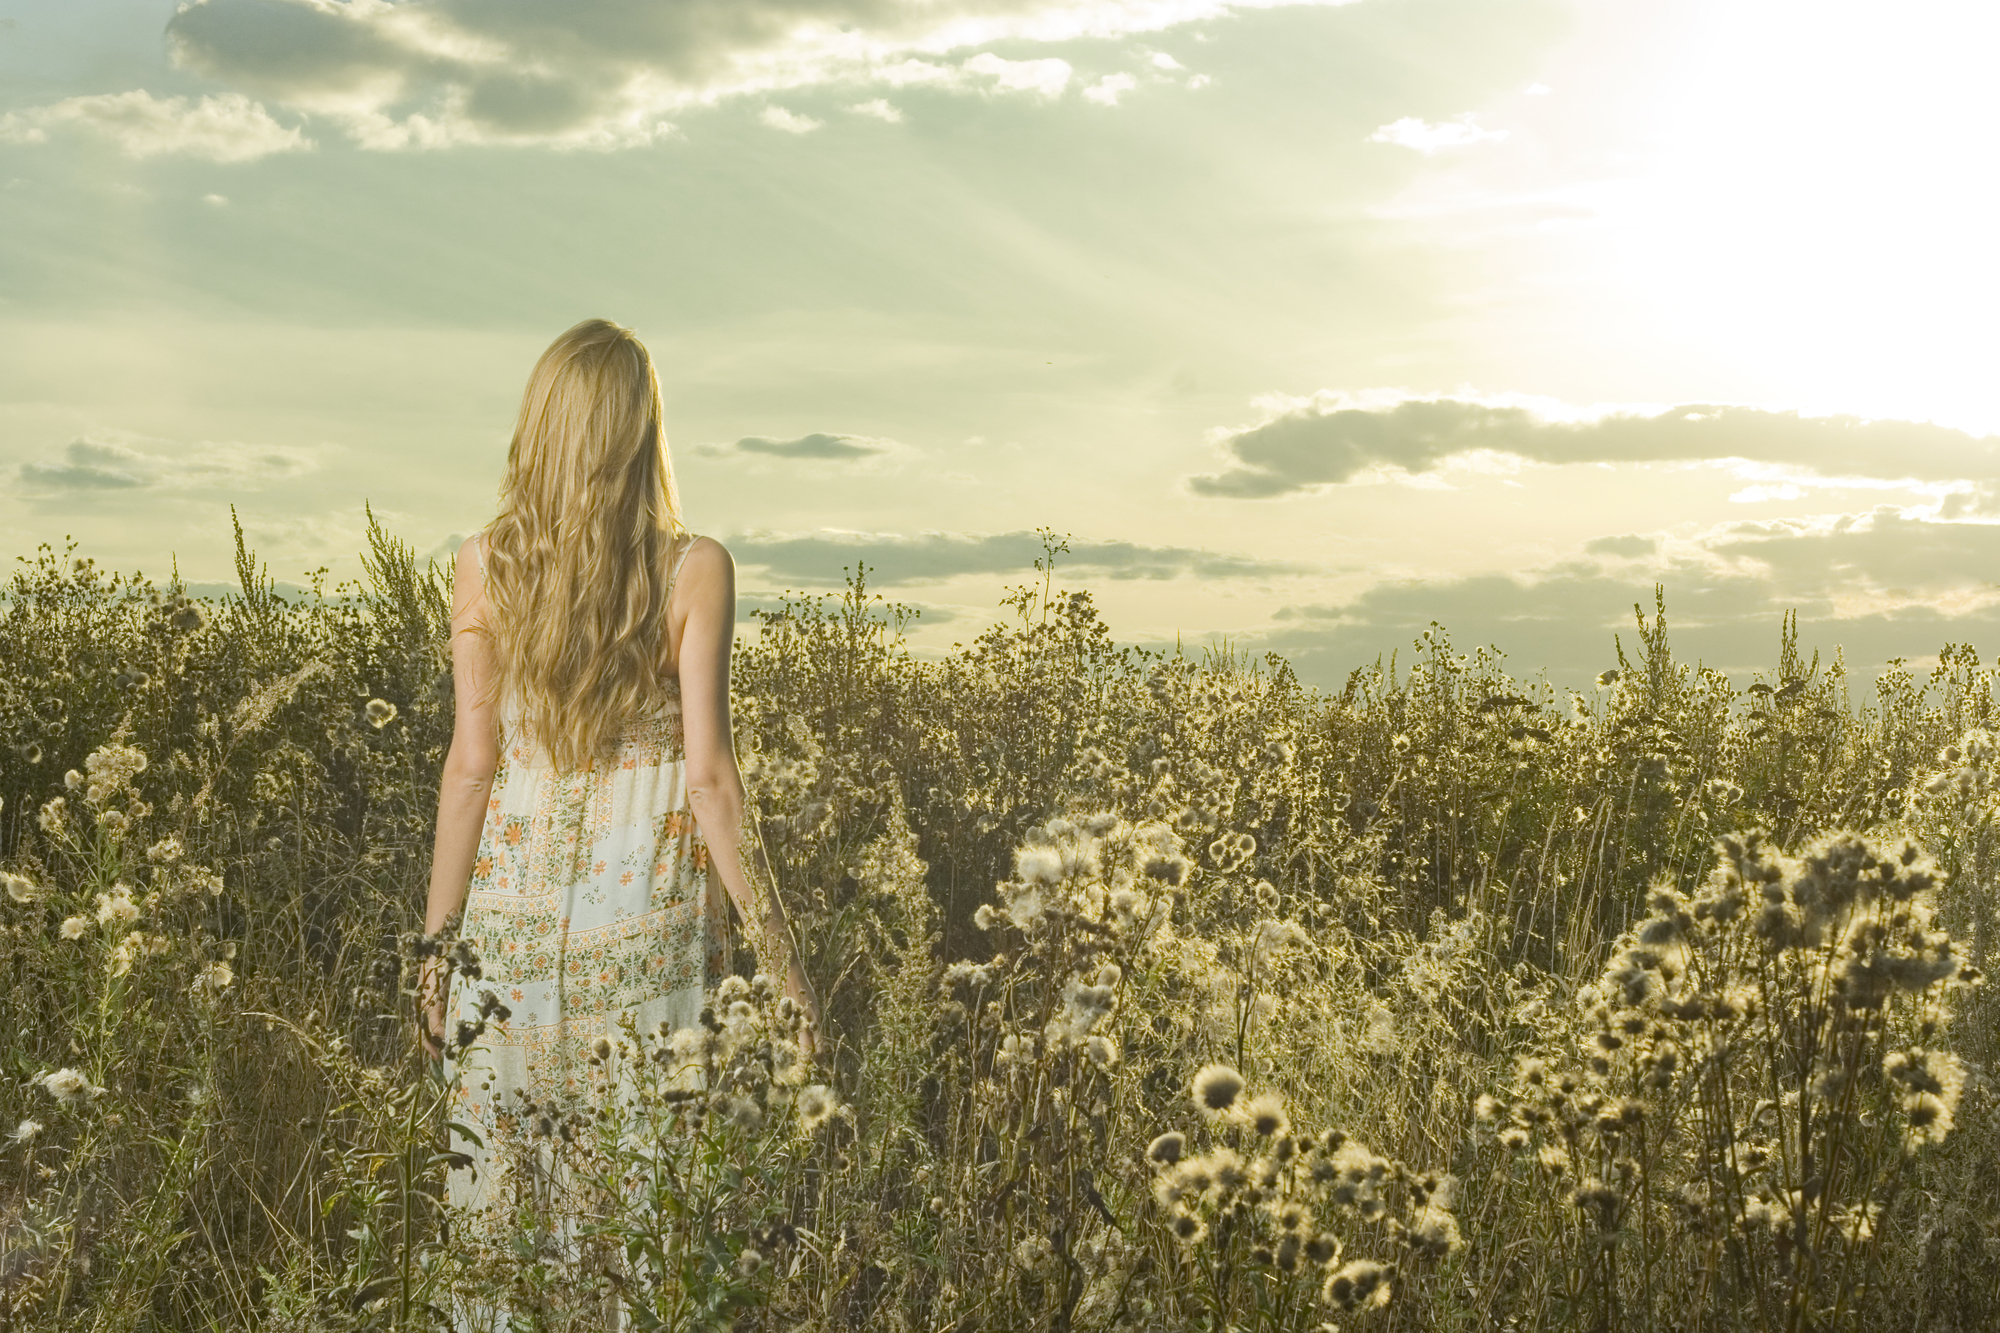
1,520 -> 1996,1331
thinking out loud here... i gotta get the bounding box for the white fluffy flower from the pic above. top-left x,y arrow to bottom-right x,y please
94,885 -> 139,926
59,915 -> 91,940
37,1068 -> 105,1104
3,871 -> 46,904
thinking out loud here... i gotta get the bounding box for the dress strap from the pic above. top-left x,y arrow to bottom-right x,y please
668,532 -> 699,588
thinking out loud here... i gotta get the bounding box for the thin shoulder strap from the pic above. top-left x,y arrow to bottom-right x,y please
668,532 -> 699,590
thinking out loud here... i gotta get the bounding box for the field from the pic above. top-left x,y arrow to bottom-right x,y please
2,517 -> 1998,1332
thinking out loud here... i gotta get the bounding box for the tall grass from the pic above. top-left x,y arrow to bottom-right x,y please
0,518 -> 1995,1331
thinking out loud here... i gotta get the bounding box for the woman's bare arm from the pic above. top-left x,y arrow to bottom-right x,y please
418,535 -> 503,1055
674,536 -> 822,1048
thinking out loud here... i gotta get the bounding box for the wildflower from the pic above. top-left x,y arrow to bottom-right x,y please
59,915 -> 90,940
973,903 -> 1001,931
1323,1259 -> 1393,1311
1191,1063 -> 1245,1119
109,932 -> 168,977
145,837 -> 183,864
37,1068 -> 105,1104
1169,1211 -> 1207,1245
1497,1127 -> 1531,1152
38,797 -> 68,836
98,810 -> 130,836
1409,1205 -> 1463,1257
591,1035 -> 615,1063
95,885 -> 139,927
1085,1034 -> 1119,1068
364,699 -> 398,729
190,962 -> 234,997
82,742 -> 146,802
996,1033 -> 1035,1068
3,871 -> 45,904
10,1118 -> 41,1145
1242,1091 -> 1289,1139
1147,1131 -> 1186,1165
1016,846 -> 1065,886
1004,885 -> 1046,931
736,1248 -> 764,1277
795,1083 -> 840,1133
719,1094 -> 765,1130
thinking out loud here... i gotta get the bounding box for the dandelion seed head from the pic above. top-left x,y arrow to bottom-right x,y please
1191,1063 -> 1245,1118
973,902 -> 1001,931
3,871 -> 45,904
60,915 -> 90,940
363,698 -> 398,729
1147,1131 -> 1186,1165
11,1118 -> 42,1144
795,1083 -> 839,1133
1242,1091 -> 1288,1138
737,1247 -> 764,1276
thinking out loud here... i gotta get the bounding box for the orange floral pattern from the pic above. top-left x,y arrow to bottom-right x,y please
443,676 -> 728,1218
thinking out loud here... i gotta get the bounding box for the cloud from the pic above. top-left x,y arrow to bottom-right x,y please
0,90 -> 310,162
1259,508 -> 2000,687
848,98 -> 903,121
14,433 -> 317,495
963,53 -> 1074,99
730,432 -> 890,460
1083,72 -> 1138,105
731,528 -> 1314,585
159,0 -> 1344,148
1584,534 -> 1656,558
1189,392 -> 2000,498
1368,114 -> 1507,153
759,106 -> 823,133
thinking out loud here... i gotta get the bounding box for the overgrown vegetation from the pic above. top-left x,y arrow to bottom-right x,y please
1,518 -> 1996,1331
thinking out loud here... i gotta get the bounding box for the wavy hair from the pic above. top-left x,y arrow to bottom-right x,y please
479,319 -> 686,773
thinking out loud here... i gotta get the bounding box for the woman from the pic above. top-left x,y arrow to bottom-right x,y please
416,318 -> 821,1212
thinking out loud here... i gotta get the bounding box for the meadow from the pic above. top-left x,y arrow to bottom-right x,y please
1,517 -> 1997,1332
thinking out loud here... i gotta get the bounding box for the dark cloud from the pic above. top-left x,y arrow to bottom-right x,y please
1257,513 -> 2000,689
1190,397 -> 2000,498
734,432 -> 887,461
731,529 -> 1313,586
14,435 -> 314,496
160,0 -> 1262,146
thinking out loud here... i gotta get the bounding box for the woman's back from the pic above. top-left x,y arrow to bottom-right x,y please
444,530 -> 726,1219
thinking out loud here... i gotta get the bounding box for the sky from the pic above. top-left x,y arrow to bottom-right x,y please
4,0 -> 2000,691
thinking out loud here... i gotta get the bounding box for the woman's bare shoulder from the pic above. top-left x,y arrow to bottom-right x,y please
675,534 -> 736,587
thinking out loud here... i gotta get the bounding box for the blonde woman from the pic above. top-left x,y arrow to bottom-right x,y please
416,318 -> 820,1210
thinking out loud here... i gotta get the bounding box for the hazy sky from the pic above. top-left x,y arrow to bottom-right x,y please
5,0 -> 1999,689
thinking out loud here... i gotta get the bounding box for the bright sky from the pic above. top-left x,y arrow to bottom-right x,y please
4,0 -> 1998,688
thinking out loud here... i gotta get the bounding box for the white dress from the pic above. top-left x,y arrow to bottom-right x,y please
443,533 -> 726,1230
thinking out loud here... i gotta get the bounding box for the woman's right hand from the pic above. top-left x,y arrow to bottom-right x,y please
784,961 -> 824,1064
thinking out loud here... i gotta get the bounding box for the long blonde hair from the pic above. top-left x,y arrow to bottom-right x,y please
480,319 -> 686,773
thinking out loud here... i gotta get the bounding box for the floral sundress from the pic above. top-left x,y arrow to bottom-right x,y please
442,532 -> 726,1221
